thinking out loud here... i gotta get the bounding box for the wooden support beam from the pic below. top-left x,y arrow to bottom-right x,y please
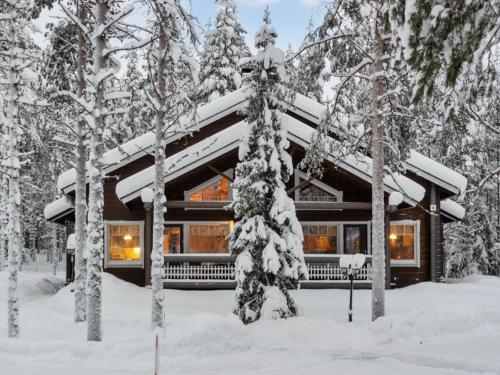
208,165 -> 234,182
286,177 -> 313,196
164,200 -> 372,210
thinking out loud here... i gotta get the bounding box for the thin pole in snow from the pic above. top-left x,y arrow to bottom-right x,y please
154,334 -> 160,375
348,265 -> 353,322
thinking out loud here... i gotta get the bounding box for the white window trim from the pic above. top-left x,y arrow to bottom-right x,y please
389,219 -> 421,268
184,169 -> 234,204
165,221 -> 232,254
104,220 -> 144,268
300,221 -> 371,255
294,170 -> 343,203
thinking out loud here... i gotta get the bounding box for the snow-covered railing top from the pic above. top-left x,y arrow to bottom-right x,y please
55,87 -> 466,198
44,196 -> 75,221
115,114 -> 425,206
57,89 -> 248,194
440,199 -> 466,220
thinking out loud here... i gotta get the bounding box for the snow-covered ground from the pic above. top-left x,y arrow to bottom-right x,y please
0,272 -> 499,375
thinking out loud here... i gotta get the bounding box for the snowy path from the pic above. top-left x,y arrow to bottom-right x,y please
0,272 -> 499,375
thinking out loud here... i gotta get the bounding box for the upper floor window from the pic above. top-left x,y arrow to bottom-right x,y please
295,170 -> 342,203
390,220 -> 420,267
187,175 -> 231,202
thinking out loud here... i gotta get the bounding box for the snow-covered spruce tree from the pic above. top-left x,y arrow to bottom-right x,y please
229,9 -> 307,324
146,0 -> 198,330
0,0 -> 39,338
122,51 -> 147,138
198,0 -> 249,103
0,94 -> 7,272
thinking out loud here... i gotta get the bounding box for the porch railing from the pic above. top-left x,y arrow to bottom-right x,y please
163,254 -> 372,284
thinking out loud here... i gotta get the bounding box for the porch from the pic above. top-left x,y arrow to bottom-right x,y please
163,254 -> 373,289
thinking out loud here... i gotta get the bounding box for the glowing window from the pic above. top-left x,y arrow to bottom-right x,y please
188,177 -> 230,201
106,222 -> 143,267
187,223 -> 229,253
302,224 -> 338,254
390,221 -> 419,266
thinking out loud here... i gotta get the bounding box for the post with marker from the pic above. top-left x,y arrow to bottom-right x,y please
339,253 -> 366,322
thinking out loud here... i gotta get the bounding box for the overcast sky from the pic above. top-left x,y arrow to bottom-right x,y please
35,0 -> 327,52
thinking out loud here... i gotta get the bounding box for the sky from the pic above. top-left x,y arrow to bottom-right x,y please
35,0 -> 327,52
187,0 -> 327,51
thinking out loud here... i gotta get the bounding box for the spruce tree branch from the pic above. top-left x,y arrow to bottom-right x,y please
285,33 -> 356,64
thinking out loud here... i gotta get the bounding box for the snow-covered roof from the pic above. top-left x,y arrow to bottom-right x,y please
116,121 -> 245,203
116,115 -> 425,206
55,88 -> 466,198
57,89 -> 248,194
406,151 -> 467,195
44,196 -> 75,222
440,199 -> 466,220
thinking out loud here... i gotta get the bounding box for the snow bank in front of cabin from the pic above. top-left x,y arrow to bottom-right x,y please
1,272 -> 500,375
0,271 -> 64,305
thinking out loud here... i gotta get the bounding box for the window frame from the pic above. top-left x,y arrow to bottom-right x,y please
184,170 -> 233,204
301,222 -> 341,255
104,220 -> 145,268
389,219 -> 421,267
294,170 -> 343,203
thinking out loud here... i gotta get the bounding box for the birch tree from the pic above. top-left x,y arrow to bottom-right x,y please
145,0 -> 198,330
0,0 -> 39,338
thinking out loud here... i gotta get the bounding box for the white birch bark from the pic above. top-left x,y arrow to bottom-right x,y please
5,4 -> 21,338
151,17 -> 167,331
51,223 -> 58,275
86,0 -> 107,342
0,176 -> 8,272
74,0 -> 88,324
370,5 -> 386,321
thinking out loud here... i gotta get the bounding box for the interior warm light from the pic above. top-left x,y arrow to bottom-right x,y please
123,234 -> 132,241
229,220 -> 235,231
389,233 -> 397,240
133,247 -> 141,255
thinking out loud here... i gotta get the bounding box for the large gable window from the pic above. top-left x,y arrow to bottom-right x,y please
390,220 -> 420,267
187,175 -> 231,202
302,224 -> 338,254
105,221 -> 144,267
295,171 -> 342,203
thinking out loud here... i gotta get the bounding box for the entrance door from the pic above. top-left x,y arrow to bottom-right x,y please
343,224 -> 368,254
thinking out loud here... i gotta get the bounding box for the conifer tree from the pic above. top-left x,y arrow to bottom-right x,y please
229,8 -> 307,324
198,0 -> 249,103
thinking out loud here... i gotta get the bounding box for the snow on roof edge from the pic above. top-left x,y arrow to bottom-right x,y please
44,196 -> 75,221
440,199 -> 465,220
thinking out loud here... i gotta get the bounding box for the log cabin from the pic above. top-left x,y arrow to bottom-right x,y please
44,89 -> 467,289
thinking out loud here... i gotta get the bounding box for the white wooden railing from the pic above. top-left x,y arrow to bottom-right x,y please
164,254 -> 372,283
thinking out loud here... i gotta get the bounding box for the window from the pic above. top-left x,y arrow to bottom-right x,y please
294,171 -> 342,203
298,183 -> 338,202
187,223 -> 229,253
106,222 -> 144,267
187,176 -> 230,201
390,220 -> 420,266
302,224 -> 338,254
163,226 -> 182,254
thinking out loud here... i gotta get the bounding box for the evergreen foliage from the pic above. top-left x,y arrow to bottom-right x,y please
229,9 -> 307,325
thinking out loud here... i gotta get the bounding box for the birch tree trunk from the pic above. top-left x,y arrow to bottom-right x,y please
6,5 -> 21,338
0,176 -> 8,272
151,19 -> 167,330
86,0 -> 107,342
74,0 -> 88,323
51,223 -> 58,275
370,5 -> 386,321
